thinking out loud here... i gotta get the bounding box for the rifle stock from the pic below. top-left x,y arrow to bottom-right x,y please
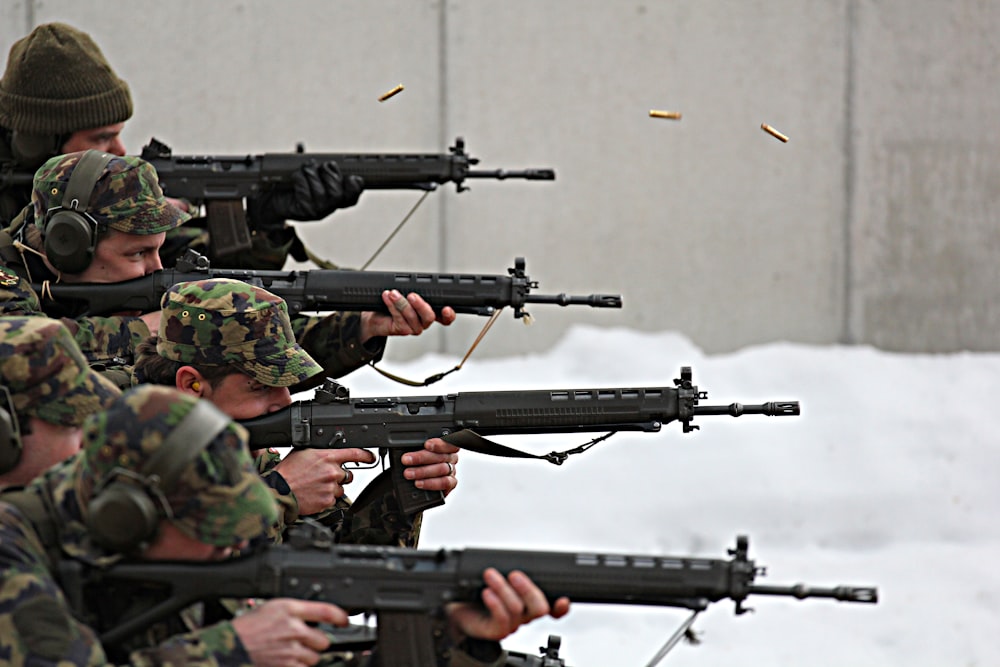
240,367 -> 800,515
61,526 -> 876,663
33,253 -> 622,320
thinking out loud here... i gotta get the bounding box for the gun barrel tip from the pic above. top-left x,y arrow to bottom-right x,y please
851,586 -> 879,604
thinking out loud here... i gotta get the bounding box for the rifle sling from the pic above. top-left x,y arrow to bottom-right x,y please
440,429 -> 556,462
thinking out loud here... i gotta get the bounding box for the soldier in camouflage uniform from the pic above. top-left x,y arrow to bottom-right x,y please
0,316 -> 120,488
0,21 -> 362,270
0,384 -> 570,666
132,277 -> 461,547
0,150 -> 190,370
0,22 -> 133,225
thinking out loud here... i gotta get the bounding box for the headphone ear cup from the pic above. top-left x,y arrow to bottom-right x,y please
87,478 -> 162,552
0,407 -> 21,475
43,210 -> 96,274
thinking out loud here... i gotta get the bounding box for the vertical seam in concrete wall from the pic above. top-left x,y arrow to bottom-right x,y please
25,1 -> 36,34
841,0 -> 858,344
436,1 -> 449,354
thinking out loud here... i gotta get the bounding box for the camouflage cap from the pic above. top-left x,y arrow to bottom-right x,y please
0,266 -> 41,315
157,278 -> 323,387
81,385 -> 279,547
32,151 -> 190,235
0,316 -> 120,426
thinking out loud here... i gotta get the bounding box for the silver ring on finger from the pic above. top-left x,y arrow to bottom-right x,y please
342,469 -> 354,485
394,296 -> 409,312
446,462 -> 455,476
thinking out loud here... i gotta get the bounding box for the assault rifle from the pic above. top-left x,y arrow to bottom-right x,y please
32,251 -> 622,319
241,367 -> 800,515
0,137 -> 556,256
59,524 -> 877,666
141,136 -> 556,255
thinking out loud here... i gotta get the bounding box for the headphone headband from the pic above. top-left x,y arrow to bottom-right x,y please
140,399 -> 232,494
61,150 -> 114,213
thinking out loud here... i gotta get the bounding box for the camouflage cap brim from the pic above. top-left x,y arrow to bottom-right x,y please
101,195 -> 191,235
231,341 -> 323,387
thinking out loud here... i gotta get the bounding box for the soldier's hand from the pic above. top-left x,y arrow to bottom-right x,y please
249,159 -> 364,228
232,598 -> 347,667
273,447 -> 375,515
360,290 -> 457,341
402,438 -> 459,496
445,568 -> 570,643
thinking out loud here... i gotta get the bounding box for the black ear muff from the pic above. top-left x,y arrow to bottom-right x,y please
0,386 -> 22,475
42,150 -> 115,274
86,399 -> 232,552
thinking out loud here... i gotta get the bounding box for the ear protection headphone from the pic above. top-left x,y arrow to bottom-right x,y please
87,399 -> 232,552
0,386 -> 22,475
42,149 -> 115,274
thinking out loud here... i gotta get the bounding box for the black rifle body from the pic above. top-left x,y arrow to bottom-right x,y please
241,368 -> 800,515
3,138 -> 557,256
34,255 -> 621,320
139,136 -> 555,256
61,531 -> 876,666
140,136 -> 555,197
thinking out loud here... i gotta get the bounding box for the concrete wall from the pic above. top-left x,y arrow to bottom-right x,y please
3,0 -> 997,357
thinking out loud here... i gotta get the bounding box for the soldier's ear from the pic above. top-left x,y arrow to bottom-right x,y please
175,367 -> 205,396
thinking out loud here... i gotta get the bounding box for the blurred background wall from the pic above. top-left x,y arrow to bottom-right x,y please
4,0 -> 997,359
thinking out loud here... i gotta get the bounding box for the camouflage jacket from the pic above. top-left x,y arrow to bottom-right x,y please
0,461 -> 504,667
255,450 -> 423,548
0,208 -> 386,381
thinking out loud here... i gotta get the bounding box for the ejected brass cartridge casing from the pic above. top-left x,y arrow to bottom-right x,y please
761,123 -> 789,143
378,84 -> 405,102
649,109 -> 682,120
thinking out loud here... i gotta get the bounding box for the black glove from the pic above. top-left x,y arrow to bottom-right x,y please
249,160 -> 364,229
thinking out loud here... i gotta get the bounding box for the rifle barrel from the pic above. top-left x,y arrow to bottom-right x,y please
750,584 -> 878,604
523,293 -> 623,308
692,401 -> 800,417
466,168 -> 556,181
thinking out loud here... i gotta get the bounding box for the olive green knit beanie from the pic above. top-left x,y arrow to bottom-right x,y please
0,22 -> 133,135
